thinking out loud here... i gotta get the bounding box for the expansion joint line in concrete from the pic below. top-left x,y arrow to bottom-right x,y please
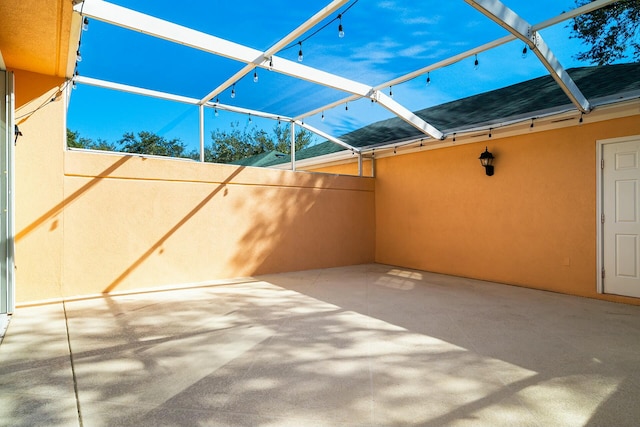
63,300 -> 84,427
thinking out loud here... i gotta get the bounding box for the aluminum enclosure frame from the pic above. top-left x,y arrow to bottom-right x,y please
296,0 -> 618,122
76,0 -> 444,142
71,0 -> 623,164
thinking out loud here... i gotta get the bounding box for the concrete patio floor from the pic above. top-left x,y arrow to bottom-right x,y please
1,263 -> 640,427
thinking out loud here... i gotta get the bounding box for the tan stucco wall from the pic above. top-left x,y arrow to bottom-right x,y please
374,116 -> 640,305
60,152 -> 375,298
13,69 -> 66,302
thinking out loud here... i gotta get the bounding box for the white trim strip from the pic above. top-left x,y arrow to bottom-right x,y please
205,101 -> 292,122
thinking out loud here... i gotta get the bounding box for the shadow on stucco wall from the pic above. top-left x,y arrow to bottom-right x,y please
226,172 -> 375,277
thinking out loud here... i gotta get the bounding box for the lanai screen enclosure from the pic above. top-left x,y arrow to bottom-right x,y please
67,0 -> 622,167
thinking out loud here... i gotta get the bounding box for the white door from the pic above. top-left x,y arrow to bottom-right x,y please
603,138 -> 640,298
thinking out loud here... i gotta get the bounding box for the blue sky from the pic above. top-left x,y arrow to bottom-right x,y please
68,0 -> 593,152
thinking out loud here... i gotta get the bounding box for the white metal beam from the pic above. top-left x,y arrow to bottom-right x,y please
531,0 -> 619,30
205,101 -> 291,122
75,75 -> 291,121
199,0 -> 350,105
376,92 -> 444,140
294,120 -> 361,153
297,0 -> 618,121
75,75 -> 201,104
464,0 -> 590,113
291,121 -> 296,171
198,105 -> 205,162
77,0 -> 443,142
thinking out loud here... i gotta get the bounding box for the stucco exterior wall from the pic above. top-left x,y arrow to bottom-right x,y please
374,116 -> 640,305
60,152 -> 375,298
13,69 -> 66,303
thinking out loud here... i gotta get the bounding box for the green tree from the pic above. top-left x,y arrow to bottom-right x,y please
273,123 -> 315,155
204,122 -> 264,163
203,121 -> 314,164
119,131 -> 188,158
67,128 -> 91,148
90,138 -> 119,151
67,129 -> 118,151
69,124 -> 314,164
571,0 -> 640,65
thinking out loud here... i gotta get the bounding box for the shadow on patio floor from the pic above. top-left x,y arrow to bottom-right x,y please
2,264 -> 640,426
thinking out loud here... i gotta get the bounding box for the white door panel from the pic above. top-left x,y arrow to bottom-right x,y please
616,180 -> 637,222
616,234 -> 637,278
603,139 -> 640,298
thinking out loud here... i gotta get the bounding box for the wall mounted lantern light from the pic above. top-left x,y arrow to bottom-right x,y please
479,146 -> 494,176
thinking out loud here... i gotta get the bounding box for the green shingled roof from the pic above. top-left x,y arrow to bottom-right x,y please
230,150 -> 288,167
265,62 -> 640,167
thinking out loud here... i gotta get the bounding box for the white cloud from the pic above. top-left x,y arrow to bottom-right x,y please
376,1 -> 441,27
421,48 -> 451,60
399,45 -> 428,57
311,49 -> 397,84
398,41 -> 446,60
349,38 -> 402,64
402,15 -> 441,25
377,1 -> 400,11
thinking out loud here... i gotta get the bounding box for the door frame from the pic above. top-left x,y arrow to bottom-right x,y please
0,70 -> 15,314
596,135 -> 640,295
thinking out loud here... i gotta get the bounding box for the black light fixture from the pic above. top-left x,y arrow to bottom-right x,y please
14,124 -> 23,145
479,146 -> 494,176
